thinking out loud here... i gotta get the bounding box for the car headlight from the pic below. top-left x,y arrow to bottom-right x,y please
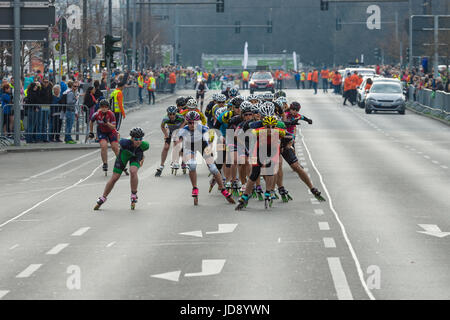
395,98 -> 405,103
367,97 -> 376,102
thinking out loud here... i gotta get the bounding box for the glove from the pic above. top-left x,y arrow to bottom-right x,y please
89,132 -> 95,139
303,117 -> 312,125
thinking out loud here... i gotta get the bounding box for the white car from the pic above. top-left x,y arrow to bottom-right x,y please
356,75 -> 381,108
341,67 -> 376,96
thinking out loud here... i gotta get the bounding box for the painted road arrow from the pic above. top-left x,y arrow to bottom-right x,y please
184,259 -> 226,277
179,231 -> 203,238
417,224 -> 450,238
179,224 -> 238,237
151,271 -> 182,282
205,224 -> 238,235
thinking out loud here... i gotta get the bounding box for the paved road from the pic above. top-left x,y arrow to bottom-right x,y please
0,89 -> 449,300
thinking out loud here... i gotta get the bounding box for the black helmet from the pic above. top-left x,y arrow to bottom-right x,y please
167,105 -> 178,114
176,96 -> 186,107
274,90 -> 286,99
231,96 -> 244,108
130,127 -> 145,139
99,99 -> 109,107
289,101 -> 301,111
229,88 -> 239,97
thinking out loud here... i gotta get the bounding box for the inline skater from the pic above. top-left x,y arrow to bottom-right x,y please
175,96 -> 186,113
94,127 -> 148,211
155,106 -> 186,177
89,99 -> 129,176
194,78 -> 208,112
236,115 -> 288,210
180,98 -> 207,125
177,111 -> 235,205
205,93 -> 219,128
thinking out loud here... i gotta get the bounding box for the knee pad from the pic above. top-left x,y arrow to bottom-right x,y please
187,159 -> 197,172
207,163 -> 219,175
249,166 -> 261,182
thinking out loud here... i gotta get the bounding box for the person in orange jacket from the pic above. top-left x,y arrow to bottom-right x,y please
320,68 -> 329,93
332,71 -> 342,94
343,73 -> 353,105
349,71 -> 359,104
312,69 -> 319,94
307,71 -> 313,89
168,71 -> 177,94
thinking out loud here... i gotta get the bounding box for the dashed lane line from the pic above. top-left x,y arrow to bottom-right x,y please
323,237 -> 337,248
16,264 -> 42,278
319,222 -> 330,231
0,290 -> 9,299
46,243 -> 69,255
71,227 -> 90,237
327,257 -> 353,300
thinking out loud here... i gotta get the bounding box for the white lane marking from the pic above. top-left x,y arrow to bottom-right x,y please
441,165 -> 448,169
0,165 -> 102,229
11,219 -> 40,222
151,271 -> 181,282
432,160 -> 439,164
9,244 -> 19,250
299,129 -> 375,300
205,224 -> 237,235
319,222 -> 330,231
300,162 -> 307,166
310,198 -> 320,204
314,209 -> 324,215
327,257 -> 354,300
46,243 -> 69,255
411,148 -> 416,151
417,151 -> 423,154
0,290 -> 9,299
278,237 -> 281,243
185,259 -> 226,277
16,264 -> 42,278
106,242 -> 116,248
303,167 -> 309,172
71,227 -> 90,236
179,231 -> 203,238
324,237 -> 336,248
424,155 -> 431,159
299,157 -> 306,161
22,150 -> 99,181
417,224 -> 450,238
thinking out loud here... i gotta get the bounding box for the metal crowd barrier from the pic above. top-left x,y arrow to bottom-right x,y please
0,104 -> 91,144
408,87 -> 450,121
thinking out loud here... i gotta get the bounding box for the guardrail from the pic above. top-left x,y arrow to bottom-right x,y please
407,87 -> 450,121
0,104 -> 91,146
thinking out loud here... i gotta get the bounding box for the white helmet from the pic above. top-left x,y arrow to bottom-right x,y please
263,92 -> 274,101
259,102 -> 275,117
216,94 -> 227,103
215,106 -> 228,119
186,98 -> 198,109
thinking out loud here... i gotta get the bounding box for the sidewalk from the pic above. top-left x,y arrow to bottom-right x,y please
1,93 -> 177,154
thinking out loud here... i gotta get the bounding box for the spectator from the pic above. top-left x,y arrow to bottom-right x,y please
294,71 -> 300,89
146,72 -> 156,105
168,71 -> 177,94
38,78 -> 53,142
83,86 -> 97,122
25,82 -> 41,143
49,85 -> 63,142
64,81 -> 78,144
1,84 -> 13,135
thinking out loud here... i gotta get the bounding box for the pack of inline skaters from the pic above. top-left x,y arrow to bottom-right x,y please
90,84 -> 325,210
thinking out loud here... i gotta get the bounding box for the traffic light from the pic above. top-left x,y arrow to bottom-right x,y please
374,47 -> 381,60
235,21 -> 241,33
144,45 -> 149,64
135,50 -> 139,67
126,48 -> 132,64
104,34 -> 121,60
216,0 -> 224,13
267,20 -> 272,33
406,47 -> 410,63
336,18 -> 342,31
320,0 -> 329,11
176,53 -> 182,64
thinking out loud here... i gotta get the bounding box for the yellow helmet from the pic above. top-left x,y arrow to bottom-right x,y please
262,116 -> 278,127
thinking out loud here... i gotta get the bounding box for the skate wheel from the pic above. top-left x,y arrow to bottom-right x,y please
131,204 -> 135,210
193,197 -> 198,205
94,204 -> 100,210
